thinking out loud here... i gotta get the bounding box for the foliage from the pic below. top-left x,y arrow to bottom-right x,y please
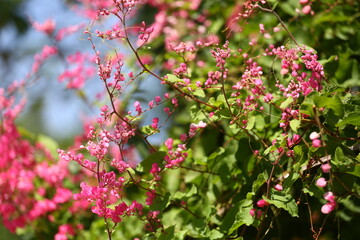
1,0 -> 360,239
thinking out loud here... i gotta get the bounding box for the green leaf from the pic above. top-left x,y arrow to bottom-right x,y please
313,13 -> 349,25
193,88 -> 205,98
337,113 -> 360,126
264,145 -> 277,155
289,119 -> 300,133
282,172 -> 300,194
136,151 -> 166,172
271,2 -> 279,10
150,192 -> 171,211
280,97 -> 294,109
252,171 -> 268,194
208,147 -> 225,161
318,55 -> 337,65
345,164 -> 360,177
173,184 -> 197,200
209,229 -> 224,240
303,184 -> 324,198
333,147 -> 353,168
245,115 -> 255,130
314,95 -> 344,118
268,190 -> 298,217
255,115 -> 265,131
166,74 -> 182,83
140,125 -> 159,135
228,199 -> 254,234
208,18 -> 224,33
159,225 -> 175,240
279,2 -> 297,16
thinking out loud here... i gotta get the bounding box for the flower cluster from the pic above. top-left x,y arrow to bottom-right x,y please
0,85 -> 89,235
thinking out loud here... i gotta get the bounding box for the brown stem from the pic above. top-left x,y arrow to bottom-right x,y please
116,13 -> 218,110
255,5 -> 299,47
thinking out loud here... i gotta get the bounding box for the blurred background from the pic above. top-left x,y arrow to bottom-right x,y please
0,0 -> 166,146
1,0 -> 92,143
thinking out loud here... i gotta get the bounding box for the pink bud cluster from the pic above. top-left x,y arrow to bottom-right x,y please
164,138 -> 188,168
138,21 -> 154,44
205,70 -> 223,87
321,192 -> 336,214
310,131 -> 321,148
31,45 -> 58,74
299,0 -> 314,15
144,210 -> 163,232
230,59 -> 267,120
72,170 -> 142,223
1,86 -> 89,234
250,198 -> 270,218
173,63 -> 188,76
189,121 -> 207,138
32,19 -> 56,35
210,41 -> 231,70
58,52 -> 95,89
55,224 -> 79,240
267,45 -> 324,97
75,179 -> 143,223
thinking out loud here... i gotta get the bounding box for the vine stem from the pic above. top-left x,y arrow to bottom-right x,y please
87,33 -> 157,153
255,4 -> 299,47
305,194 -> 317,237
114,13 -> 219,111
126,170 -> 199,219
256,151 -> 284,240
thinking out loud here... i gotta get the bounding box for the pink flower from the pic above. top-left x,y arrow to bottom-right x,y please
321,203 -> 335,214
254,79 -> 263,86
134,101 -> 142,114
256,199 -> 269,208
324,192 -> 335,202
316,177 -> 327,188
100,105 -> 109,112
33,19 -> 56,35
274,184 -> 283,191
54,233 -> 67,240
263,93 -> 273,103
189,121 -> 207,138
321,163 -> 331,173
164,138 -> 173,150
280,68 -> 289,75
249,208 -> 256,217
312,139 -> 321,148
180,134 -> 187,142
299,0 -> 309,4
145,191 -> 156,206
309,132 -> 320,140
302,5 -> 312,15
150,163 -> 161,175
321,192 -> 336,214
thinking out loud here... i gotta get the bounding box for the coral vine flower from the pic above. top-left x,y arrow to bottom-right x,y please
316,177 -> 327,188
312,139 -> 321,148
256,199 -> 269,208
309,132 -> 320,140
274,184 -> 283,191
321,192 -> 336,214
321,163 -> 331,173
